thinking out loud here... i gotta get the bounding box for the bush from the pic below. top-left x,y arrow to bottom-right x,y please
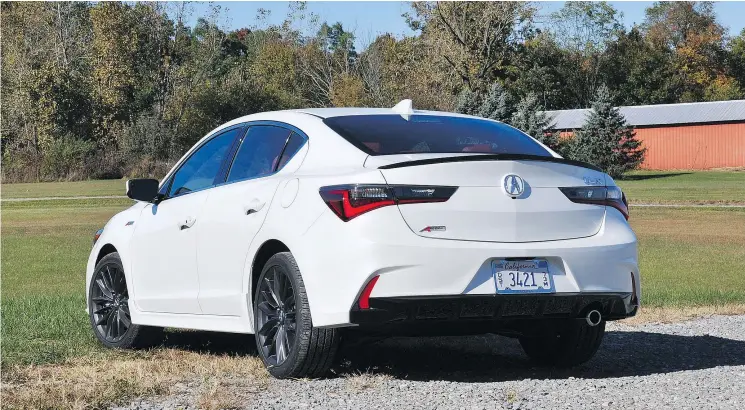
39,138 -> 96,181
124,156 -> 174,179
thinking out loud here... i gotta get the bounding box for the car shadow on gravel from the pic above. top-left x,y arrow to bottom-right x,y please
335,330 -> 745,382
160,329 -> 258,355
154,328 -> 745,383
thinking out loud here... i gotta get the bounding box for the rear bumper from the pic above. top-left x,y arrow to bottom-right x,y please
297,206 -> 639,328
351,292 -> 637,330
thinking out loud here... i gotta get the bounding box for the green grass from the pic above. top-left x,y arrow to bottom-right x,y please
2,174 -> 745,367
631,207 -> 745,306
617,170 -> 745,205
2,203 -> 131,366
1,179 -> 126,199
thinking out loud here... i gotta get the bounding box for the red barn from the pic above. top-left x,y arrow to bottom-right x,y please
545,100 -> 745,170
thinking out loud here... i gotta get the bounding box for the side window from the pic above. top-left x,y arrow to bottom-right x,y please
169,129 -> 239,197
227,126 -> 290,183
277,132 -> 306,170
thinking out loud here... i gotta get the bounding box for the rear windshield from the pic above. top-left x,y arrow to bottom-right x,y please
323,114 -> 551,156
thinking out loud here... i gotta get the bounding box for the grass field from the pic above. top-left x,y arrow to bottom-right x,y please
1,179 -> 127,199
2,171 -> 745,408
617,170 -> 745,205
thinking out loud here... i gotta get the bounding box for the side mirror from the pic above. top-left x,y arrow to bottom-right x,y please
126,179 -> 160,202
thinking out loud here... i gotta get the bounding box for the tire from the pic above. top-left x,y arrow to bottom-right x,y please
88,252 -> 163,349
254,252 -> 340,379
519,319 -> 605,367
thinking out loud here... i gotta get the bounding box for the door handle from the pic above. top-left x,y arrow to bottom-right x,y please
179,216 -> 196,230
244,199 -> 265,215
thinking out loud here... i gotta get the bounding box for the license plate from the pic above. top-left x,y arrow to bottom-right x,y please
492,259 -> 554,294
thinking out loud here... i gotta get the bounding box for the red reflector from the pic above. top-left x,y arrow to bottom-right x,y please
358,276 -> 380,310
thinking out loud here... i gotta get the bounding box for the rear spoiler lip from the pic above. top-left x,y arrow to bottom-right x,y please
377,154 -> 603,172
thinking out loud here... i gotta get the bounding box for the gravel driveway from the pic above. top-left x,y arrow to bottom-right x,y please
118,315 -> 745,409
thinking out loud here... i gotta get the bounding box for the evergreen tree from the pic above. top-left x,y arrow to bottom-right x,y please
454,88 -> 481,116
454,83 -> 512,122
478,83 -> 510,122
510,93 -> 560,150
570,85 -> 646,178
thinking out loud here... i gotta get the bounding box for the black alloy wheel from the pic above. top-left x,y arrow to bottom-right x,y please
90,263 -> 132,343
256,265 -> 298,366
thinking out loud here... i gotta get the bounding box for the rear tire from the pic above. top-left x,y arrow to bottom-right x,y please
254,252 -> 339,379
519,319 -> 605,367
88,252 -> 163,349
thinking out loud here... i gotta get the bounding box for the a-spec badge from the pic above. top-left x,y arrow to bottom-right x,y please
420,226 -> 446,233
125,221 -> 135,226
583,176 -> 604,186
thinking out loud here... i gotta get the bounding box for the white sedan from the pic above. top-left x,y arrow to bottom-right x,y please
86,101 -> 640,378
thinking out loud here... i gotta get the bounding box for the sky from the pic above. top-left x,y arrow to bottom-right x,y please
189,1 -> 745,50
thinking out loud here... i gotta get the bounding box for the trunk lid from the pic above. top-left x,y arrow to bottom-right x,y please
371,155 -> 607,243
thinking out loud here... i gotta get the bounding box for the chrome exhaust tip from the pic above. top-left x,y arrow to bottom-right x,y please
585,309 -> 602,327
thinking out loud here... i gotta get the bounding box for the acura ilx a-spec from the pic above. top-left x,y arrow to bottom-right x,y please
86,100 -> 639,378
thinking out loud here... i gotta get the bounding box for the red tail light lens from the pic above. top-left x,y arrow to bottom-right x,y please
559,186 -> 629,220
319,184 -> 457,221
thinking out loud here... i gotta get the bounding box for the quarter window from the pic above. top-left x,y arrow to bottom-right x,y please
169,129 -> 239,197
277,132 -> 306,170
227,126 -> 290,183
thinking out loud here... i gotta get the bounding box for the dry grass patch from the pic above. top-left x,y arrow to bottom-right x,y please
1,349 -> 268,410
344,371 -> 393,392
623,304 -> 745,326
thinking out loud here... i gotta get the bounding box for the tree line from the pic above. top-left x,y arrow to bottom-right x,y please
2,1 -> 743,182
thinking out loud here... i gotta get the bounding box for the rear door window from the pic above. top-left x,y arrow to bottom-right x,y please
227,126 -> 291,183
323,115 -> 551,156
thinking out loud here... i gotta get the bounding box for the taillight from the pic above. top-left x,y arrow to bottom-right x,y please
559,186 -> 629,220
319,184 -> 457,221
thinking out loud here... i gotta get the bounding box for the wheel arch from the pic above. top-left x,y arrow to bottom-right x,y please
96,243 -> 119,265
250,239 -> 291,302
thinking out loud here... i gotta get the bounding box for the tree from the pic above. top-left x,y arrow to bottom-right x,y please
406,2 -> 536,92
359,33 -> 458,110
570,85 -> 646,178
455,83 -> 512,122
642,1 -> 735,102
510,93 -> 560,150
601,26 -> 677,106
727,29 -> 745,94
549,1 -> 624,107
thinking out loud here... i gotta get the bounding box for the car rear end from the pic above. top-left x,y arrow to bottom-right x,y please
300,112 -> 639,342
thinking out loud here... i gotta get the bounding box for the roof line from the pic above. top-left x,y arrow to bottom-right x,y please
545,99 -> 745,114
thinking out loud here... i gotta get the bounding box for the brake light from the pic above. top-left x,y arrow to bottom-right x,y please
319,184 -> 457,221
559,186 -> 629,220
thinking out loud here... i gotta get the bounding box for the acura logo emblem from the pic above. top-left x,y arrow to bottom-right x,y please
503,174 -> 525,196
